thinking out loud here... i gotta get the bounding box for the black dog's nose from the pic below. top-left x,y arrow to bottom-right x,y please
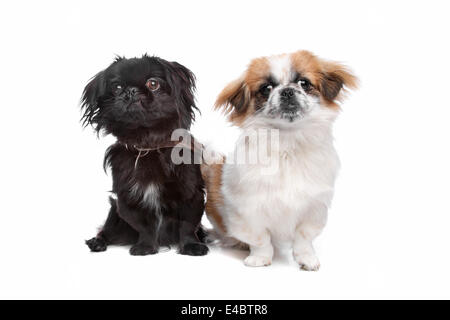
126,87 -> 139,97
280,88 -> 295,98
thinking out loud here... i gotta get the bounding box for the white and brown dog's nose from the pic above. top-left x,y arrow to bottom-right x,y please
280,87 -> 295,99
279,87 -> 300,110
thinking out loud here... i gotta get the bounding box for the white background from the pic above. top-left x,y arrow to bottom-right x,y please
0,0 -> 449,299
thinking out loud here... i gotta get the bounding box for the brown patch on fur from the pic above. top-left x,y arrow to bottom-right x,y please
215,57 -> 270,126
319,60 -> 358,103
291,50 -> 358,108
291,50 -> 323,86
200,162 -> 227,233
245,57 -> 271,92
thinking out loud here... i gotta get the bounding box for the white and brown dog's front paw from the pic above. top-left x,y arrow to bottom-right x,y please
244,255 -> 272,267
294,253 -> 320,271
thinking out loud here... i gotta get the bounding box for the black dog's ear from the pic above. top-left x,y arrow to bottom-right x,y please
80,71 -> 106,129
159,59 -> 198,128
168,61 -> 197,110
170,61 -> 196,92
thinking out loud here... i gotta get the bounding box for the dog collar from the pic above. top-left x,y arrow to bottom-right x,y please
119,140 -> 203,169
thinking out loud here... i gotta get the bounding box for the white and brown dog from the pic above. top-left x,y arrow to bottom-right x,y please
202,50 -> 357,270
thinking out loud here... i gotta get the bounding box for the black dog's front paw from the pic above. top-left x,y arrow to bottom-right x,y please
86,237 -> 107,252
129,244 -> 159,256
179,243 -> 209,256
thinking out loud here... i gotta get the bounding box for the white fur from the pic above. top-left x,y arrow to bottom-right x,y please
142,183 -> 161,210
268,54 -> 293,85
131,182 -> 163,232
131,182 -> 161,210
218,60 -> 340,269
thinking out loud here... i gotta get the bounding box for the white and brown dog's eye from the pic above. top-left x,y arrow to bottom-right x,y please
146,78 -> 160,91
298,79 -> 312,91
260,84 -> 273,97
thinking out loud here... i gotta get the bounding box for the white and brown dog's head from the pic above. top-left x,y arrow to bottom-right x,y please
215,50 -> 357,128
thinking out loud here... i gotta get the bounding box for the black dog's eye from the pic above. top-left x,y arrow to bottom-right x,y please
259,84 -> 273,97
146,78 -> 160,91
298,78 -> 312,91
112,83 -> 123,95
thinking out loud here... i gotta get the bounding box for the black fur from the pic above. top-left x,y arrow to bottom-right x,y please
81,55 -> 208,256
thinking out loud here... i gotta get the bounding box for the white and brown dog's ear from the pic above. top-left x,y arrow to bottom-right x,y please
319,60 -> 358,103
215,75 -> 251,124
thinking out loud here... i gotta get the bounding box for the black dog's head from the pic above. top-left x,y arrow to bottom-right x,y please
81,55 -> 197,144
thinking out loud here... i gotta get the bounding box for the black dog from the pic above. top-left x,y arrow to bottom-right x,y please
81,55 -> 208,256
